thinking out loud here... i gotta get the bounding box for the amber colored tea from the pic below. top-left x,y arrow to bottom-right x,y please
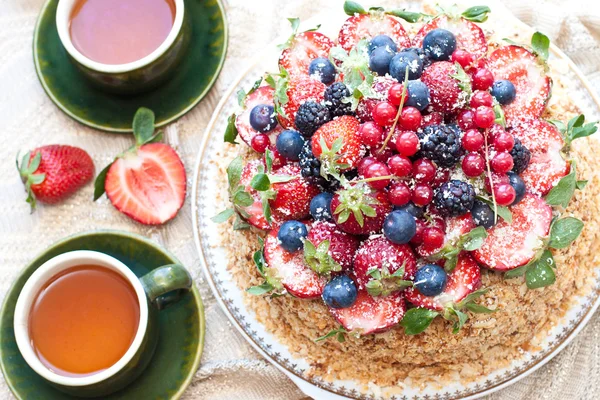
29,265 -> 140,376
69,0 -> 176,65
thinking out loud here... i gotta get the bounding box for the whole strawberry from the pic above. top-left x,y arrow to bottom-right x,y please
421,61 -> 470,114
331,184 -> 391,235
17,145 -> 94,210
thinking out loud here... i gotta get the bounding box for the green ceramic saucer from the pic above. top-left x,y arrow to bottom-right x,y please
34,0 -> 228,133
0,230 -> 205,399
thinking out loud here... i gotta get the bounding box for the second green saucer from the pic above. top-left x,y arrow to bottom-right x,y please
34,0 -> 228,133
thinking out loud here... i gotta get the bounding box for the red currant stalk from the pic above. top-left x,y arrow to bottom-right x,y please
483,129 -> 499,223
378,67 -> 410,154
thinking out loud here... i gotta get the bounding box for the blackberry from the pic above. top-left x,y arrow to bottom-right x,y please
298,141 -> 342,192
418,124 -> 463,168
433,180 -> 475,217
405,47 -> 432,69
510,138 -> 531,174
295,101 -> 331,137
324,82 -> 353,117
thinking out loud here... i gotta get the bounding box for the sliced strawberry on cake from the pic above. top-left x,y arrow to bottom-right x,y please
306,221 -> 360,271
331,188 -> 391,235
279,26 -> 334,77
278,77 -> 327,129
420,61 -> 471,114
338,13 -> 411,52
413,14 -> 487,58
416,213 -> 476,258
311,115 -> 363,170
235,86 -> 283,147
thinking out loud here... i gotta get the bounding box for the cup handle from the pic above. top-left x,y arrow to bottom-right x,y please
140,264 -> 193,310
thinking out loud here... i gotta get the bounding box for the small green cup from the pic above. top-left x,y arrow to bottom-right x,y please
13,250 -> 193,397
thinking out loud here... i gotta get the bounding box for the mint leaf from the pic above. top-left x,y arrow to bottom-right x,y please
233,216 -> 251,230
386,9 -> 428,22
548,217 -> 584,249
493,104 -> 506,128
450,63 -> 472,94
343,0 -> 366,15
465,303 -> 495,314
476,195 -> 512,223
250,173 -> 271,191
247,283 -> 275,295
461,5 -> 491,22
545,162 -> 576,208
548,119 -> 567,134
304,239 -> 342,276
504,264 -> 528,278
531,32 -> 550,61
315,326 -> 347,343
226,156 -> 244,189
232,189 -> 253,207
211,208 -> 235,223
93,163 -> 111,201
237,77 -> 263,106
400,308 -> 439,335
525,250 -> 556,289
132,107 -> 155,145
462,226 -> 488,251
224,113 -> 239,144
449,308 -> 469,334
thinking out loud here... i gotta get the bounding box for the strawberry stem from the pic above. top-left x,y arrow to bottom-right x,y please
378,66 -> 410,154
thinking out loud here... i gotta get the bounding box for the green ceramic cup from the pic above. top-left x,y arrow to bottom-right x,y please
13,250 -> 193,397
55,0 -> 190,94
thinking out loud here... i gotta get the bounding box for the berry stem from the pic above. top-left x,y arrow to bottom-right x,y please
483,130 -> 498,223
378,67 -> 410,154
353,175 -> 396,183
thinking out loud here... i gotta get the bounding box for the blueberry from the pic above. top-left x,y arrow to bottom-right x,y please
310,192 -> 334,220
277,220 -> 308,252
471,200 -> 496,230
404,80 -> 430,111
389,51 -> 424,82
507,172 -> 526,204
308,57 -> 336,84
414,264 -> 448,297
369,46 -> 396,76
249,104 -> 277,133
322,275 -> 358,309
394,202 -> 424,218
422,28 -> 457,61
368,34 -> 398,54
491,80 -> 516,105
383,210 -> 417,244
276,130 -> 305,161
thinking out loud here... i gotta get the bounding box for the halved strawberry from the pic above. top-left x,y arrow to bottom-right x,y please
473,193 -> 552,270
487,46 -> 552,126
269,164 -> 320,221
405,252 -> 481,311
353,236 -> 417,289
420,61 -> 469,114
264,228 -> 327,298
235,86 -> 283,146
104,143 -> 186,225
279,77 -> 327,129
331,189 -> 392,235
413,15 -> 487,58
238,160 -> 280,230
337,14 -> 411,52
416,213 -> 475,258
279,31 -> 334,77
511,118 -> 569,195
329,290 -> 406,334
307,221 -> 360,270
311,116 -> 363,170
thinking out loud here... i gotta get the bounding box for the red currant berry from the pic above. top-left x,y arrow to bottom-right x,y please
451,49 -> 475,69
411,219 -> 426,245
470,90 -> 494,108
399,107 -> 422,131
494,183 -> 516,206
388,182 -> 411,206
395,131 -> 420,156
363,162 -> 391,190
387,83 -> 405,106
357,121 -> 384,147
461,153 -> 485,177
474,106 -> 495,129
356,98 -> 378,122
461,129 -> 484,152
357,156 -> 378,176
484,172 -> 510,193
457,109 -> 476,130
471,68 -> 494,90
422,227 -> 445,249
431,168 -> 451,188
423,112 -> 444,127
372,102 -> 397,126
493,131 -> 515,152
412,158 -> 436,183
387,154 -> 412,177
251,133 -> 270,153
412,183 -> 433,206
372,147 -> 393,163
491,151 -> 514,173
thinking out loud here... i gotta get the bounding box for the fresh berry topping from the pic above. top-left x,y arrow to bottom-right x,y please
487,46 -> 551,126
299,140 -> 321,177
421,61 -> 468,113
369,46 -> 396,76
329,290 -> 406,335
433,180 -> 475,217
510,137 -> 531,174
387,83 -> 405,106
491,79 -> 516,105
279,31 -> 333,77
237,160 -> 280,230
294,101 -> 332,137
323,275 -> 358,309
368,34 -> 398,54
431,167 -> 451,188
279,77 -> 326,129
277,220 -> 308,252
493,131 -> 515,152
507,172 -> 526,205
236,86 -> 283,146
250,104 -> 278,133
416,213 -> 475,258
412,158 -> 436,183
399,107 -> 423,131
413,15 -> 487,58
388,182 -> 412,206
276,130 -> 305,161
383,210 -> 417,244
422,227 -> 445,249
331,188 -> 391,235
414,264 -> 447,296
451,49 -> 475,69
457,109 -> 476,130
251,133 -> 270,153
461,152 -> 485,177
310,192 -> 334,221
396,202 -> 425,219
412,183 -> 433,206
307,220 -> 360,270
311,116 -> 362,171
405,253 -> 482,311
491,151 -> 514,174
387,154 -> 412,177
469,90 -> 493,108
18,145 -> 94,209
473,194 -> 552,270
418,124 -> 463,168
471,68 -> 494,91
357,156 -> 378,176
411,219 -> 426,245
324,82 -> 352,117
423,111 -> 444,127
493,183 -> 516,206
356,98 -> 379,122
471,200 -> 496,229
473,106 -> 495,129
362,161 -> 390,190
337,14 -> 411,52
269,164 -> 320,221
264,228 -> 327,298
404,80 -> 431,111
308,57 -> 336,84
372,102 -> 397,127
422,28 -> 457,61
357,121 -> 385,148
390,50 -> 424,81
395,131 -> 420,156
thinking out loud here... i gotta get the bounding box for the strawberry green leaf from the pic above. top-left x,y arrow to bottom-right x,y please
531,32 -> 550,62
450,63 -> 472,94
237,77 -> 263,107
365,264 -> 412,296
400,308 -> 439,335
462,226 -> 488,251
247,283 -> 275,295
461,5 -> 491,22
226,156 -> 244,189
504,263 -> 529,278
315,326 -> 347,343
457,288 -> 490,307
224,113 -> 239,144
343,0 -> 366,15
493,104 -> 506,128
525,250 -> 556,289
449,308 -> 468,334
232,189 -> 254,208
545,162 -> 577,208
576,180 -> 588,190
132,107 -> 156,145
465,303 -> 495,314
548,119 -> 567,134
386,9 -> 428,23
93,163 -> 112,201
548,217 -> 584,249
251,173 -> 271,191
233,216 -> 251,230
211,208 -> 235,223
304,239 -> 342,276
